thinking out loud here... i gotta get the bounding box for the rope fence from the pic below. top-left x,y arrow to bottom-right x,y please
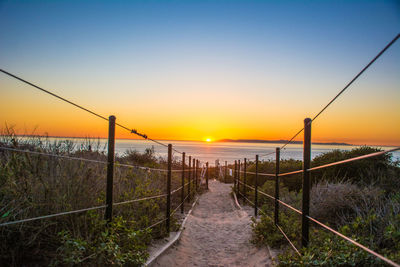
225,134 -> 400,266
113,194 -> 168,207
0,68 -> 183,155
260,33 -> 400,156
144,218 -> 168,231
0,146 -> 195,173
276,224 -> 301,256
0,138 -> 208,240
1,29 -> 399,266
0,146 -> 108,165
221,32 -> 400,263
0,205 -> 107,227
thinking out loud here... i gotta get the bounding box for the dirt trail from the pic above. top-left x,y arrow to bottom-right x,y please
151,180 -> 273,266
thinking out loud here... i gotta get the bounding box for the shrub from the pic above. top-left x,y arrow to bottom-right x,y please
120,147 -> 157,167
251,180 -> 400,266
278,227 -> 379,266
310,181 -> 383,227
278,212 -> 400,266
51,215 -> 151,266
0,132 -> 193,265
311,147 -> 399,192
251,207 -> 301,249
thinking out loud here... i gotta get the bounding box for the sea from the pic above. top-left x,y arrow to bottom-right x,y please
59,138 -> 400,165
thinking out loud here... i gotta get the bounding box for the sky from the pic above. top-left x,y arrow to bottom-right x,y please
0,0 -> 399,146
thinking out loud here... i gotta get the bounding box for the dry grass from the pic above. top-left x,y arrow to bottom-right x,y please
0,129 -> 195,265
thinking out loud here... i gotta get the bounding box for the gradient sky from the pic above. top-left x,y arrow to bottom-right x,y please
0,0 -> 399,145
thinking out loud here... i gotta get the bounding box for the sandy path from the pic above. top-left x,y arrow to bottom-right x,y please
151,180 -> 273,267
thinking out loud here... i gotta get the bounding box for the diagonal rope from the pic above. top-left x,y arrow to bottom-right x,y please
0,205 -> 107,227
279,33 -> 399,151
0,68 -> 182,154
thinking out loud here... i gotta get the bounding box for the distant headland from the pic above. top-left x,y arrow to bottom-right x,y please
218,139 -> 352,146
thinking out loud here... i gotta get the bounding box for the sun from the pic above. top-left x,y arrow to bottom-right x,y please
205,138 -> 212,142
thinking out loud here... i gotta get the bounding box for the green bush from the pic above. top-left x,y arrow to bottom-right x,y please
0,132 -> 195,265
251,182 -> 400,266
278,212 -> 400,266
251,208 -> 300,249
51,215 -> 151,266
246,146 -> 399,193
311,147 -> 399,192
278,228 -> 378,266
246,159 -> 303,191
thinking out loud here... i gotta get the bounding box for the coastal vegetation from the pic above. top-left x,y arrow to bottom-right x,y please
0,130 -> 196,266
247,147 -> 400,266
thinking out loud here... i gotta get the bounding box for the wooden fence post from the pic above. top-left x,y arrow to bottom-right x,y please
243,158 -> 247,203
193,158 -> 196,193
224,161 -> 227,183
188,156 -> 191,202
196,160 -> 199,191
302,118 -> 312,247
105,115 -> 116,222
237,160 -> 240,197
255,155 -> 259,217
166,144 -> 172,233
274,147 -> 280,225
181,152 -> 185,214
194,160 -> 197,190
234,160 -> 237,192
206,162 -> 209,190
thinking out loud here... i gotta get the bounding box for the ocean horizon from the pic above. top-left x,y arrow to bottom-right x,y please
34,137 -> 400,165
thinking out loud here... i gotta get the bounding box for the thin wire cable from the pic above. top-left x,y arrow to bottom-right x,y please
259,151 -> 277,158
280,33 -> 400,151
0,68 -> 182,153
144,218 -> 167,230
241,194 -> 255,207
241,181 -> 302,215
277,199 -> 302,215
258,208 -> 274,221
0,205 -> 107,227
256,189 -> 275,201
171,193 -> 190,216
278,169 -> 304,177
0,146 -> 107,164
277,147 -> 399,177
239,170 -> 275,177
312,34 -> 399,123
0,69 -> 109,122
116,162 -> 169,172
171,186 -> 183,195
276,224 -> 301,256
280,128 -> 305,151
0,146 -> 178,173
306,215 -> 400,267
256,207 -> 301,256
171,169 -> 191,173
113,194 -> 167,207
257,189 -> 303,215
171,202 -> 183,216
243,183 -> 256,191
307,147 -> 400,172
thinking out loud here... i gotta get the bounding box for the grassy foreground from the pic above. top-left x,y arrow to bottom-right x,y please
244,147 -> 400,266
0,133 -> 197,266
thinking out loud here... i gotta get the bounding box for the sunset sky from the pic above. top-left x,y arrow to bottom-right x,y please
0,1 -> 399,146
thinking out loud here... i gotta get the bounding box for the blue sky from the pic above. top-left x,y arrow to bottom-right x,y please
0,0 -> 399,145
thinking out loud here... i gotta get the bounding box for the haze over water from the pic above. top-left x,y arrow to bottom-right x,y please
62,138 -> 400,165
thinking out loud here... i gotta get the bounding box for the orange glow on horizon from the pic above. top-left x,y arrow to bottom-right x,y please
0,2 -> 399,149
1,73 -> 399,147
